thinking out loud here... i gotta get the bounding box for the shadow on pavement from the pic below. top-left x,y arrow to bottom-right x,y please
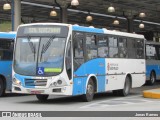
16,92 -> 139,105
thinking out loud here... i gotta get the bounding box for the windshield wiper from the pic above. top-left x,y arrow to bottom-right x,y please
40,36 -> 55,61
27,35 -> 36,61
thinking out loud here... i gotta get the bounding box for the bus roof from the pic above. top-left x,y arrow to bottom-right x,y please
16,23 -> 144,39
0,32 -> 16,39
146,41 -> 160,45
72,25 -> 104,34
72,25 -> 144,39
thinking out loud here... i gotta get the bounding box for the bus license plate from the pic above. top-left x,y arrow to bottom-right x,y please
30,90 -> 41,94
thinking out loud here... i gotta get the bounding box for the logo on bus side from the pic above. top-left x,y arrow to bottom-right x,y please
107,63 -> 119,71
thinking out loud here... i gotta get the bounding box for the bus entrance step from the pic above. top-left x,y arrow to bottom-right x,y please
143,88 -> 160,99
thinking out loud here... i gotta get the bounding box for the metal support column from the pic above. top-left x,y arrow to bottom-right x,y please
11,0 -> 14,31
127,18 -> 134,33
14,0 -> 21,31
61,7 -> 68,23
55,0 -> 68,23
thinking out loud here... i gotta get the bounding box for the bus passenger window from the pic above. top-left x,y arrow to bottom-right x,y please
0,39 -> 13,60
86,34 -> 98,60
118,37 -> 127,58
146,45 -> 157,60
98,35 -> 108,58
108,37 -> 118,58
127,38 -> 136,58
136,39 -> 144,59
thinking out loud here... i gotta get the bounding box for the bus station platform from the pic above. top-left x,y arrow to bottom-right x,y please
143,88 -> 160,99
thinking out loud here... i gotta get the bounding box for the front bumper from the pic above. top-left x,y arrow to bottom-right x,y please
12,85 -> 72,96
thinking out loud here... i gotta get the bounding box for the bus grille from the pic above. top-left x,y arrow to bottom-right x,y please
25,79 -> 47,87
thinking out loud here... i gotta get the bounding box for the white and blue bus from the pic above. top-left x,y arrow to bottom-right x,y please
146,41 -> 160,85
0,32 -> 16,96
12,23 -> 145,102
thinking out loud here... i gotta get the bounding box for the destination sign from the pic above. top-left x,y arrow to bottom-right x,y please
24,27 -> 61,34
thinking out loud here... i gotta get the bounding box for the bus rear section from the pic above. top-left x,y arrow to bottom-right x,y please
12,23 -> 145,102
146,42 -> 160,85
0,32 -> 16,96
72,28 -> 145,101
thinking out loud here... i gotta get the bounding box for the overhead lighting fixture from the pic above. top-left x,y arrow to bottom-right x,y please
3,1 -> 11,10
50,6 -> 57,17
89,26 -> 94,28
86,15 -> 93,22
113,20 -> 119,25
108,4 -> 115,13
86,11 -> 93,22
113,17 -> 119,25
139,21 -> 145,28
139,12 -> 146,18
71,0 -> 79,6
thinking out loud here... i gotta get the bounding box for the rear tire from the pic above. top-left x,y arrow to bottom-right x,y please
82,79 -> 95,102
147,72 -> 156,85
113,76 -> 131,96
36,94 -> 49,102
0,78 -> 5,97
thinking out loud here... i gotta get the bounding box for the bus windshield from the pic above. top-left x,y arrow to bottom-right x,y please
14,36 -> 66,76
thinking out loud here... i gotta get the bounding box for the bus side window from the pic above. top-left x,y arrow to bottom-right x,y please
108,36 -> 118,58
118,37 -> 127,58
0,39 -> 13,60
136,39 -> 144,59
127,38 -> 136,58
146,45 -> 157,60
154,45 -> 160,60
156,46 -> 160,60
73,32 -> 84,70
86,34 -> 98,60
98,35 -> 108,58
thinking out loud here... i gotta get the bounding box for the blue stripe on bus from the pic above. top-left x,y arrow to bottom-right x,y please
14,74 -> 35,88
146,65 -> 160,78
72,26 -> 104,34
0,61 -> 12,90
0,33 -> 16,39
72,58 -> 106,95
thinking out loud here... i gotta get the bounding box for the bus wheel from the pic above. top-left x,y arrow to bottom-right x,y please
0,78 -> 5,97
82,79 -> 95,102
148,72 -> 156,85
114,76 -> 131,96
36,94 -> 49,102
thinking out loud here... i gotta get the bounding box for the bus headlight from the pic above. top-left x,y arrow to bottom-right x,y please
50,79 -> 65,87
13,78 -> 21,86
57,80 -> 62,85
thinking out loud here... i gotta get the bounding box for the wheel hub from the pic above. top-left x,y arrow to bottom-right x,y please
87,84 -> 93,95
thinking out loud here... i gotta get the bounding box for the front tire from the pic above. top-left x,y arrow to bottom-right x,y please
0,78 -> 5,97
82,79 -> 95,102
36,94 -> 49,102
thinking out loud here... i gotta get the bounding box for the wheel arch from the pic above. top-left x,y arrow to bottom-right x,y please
150,70 -> 156,79
125,73 -> 132,88
0,74 -> 6,90
85,74 -> 98,93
